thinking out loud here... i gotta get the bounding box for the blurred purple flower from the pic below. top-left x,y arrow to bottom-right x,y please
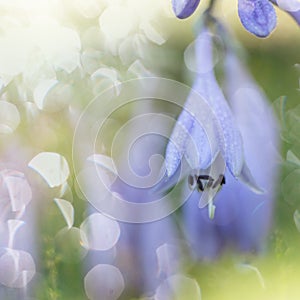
183,50 -> 278,258
171,0 -> 201,19
84,114 -> 181,297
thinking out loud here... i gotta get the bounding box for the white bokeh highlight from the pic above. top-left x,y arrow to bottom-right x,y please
84,264 -> 125,300
80,213 -> 120,251
0,249 -> 36,288
28,152 -> 70,188
0,101 -> 20,135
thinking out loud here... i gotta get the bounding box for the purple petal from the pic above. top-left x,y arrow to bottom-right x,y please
277,0 -> 300,12
223,51 -> 279,250
165,108 -> 195,177
171,0 -> 201,19
238,0 -> 277,37
165,90 -> 219,177
166,29 -> 245,178
289,9 -> 300,24
269,0 -> 300,24
194,30 -> 245,177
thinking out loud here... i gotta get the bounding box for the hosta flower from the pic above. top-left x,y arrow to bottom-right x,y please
183,48 -> 278,258
171,0 -> 300,37
165,27 -> 262,199
165,21 -> 278,259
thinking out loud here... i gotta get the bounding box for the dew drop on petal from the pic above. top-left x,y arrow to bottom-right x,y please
54,198 -> 74,229
155,274 -> 201,300
28,152 -> 70,188
0,101 -> 20,135
1,170 -> 32,212
55,227 -> 87,262
84,264 -> 124,300
0,249 -> 36,288
80,213 -> 120,251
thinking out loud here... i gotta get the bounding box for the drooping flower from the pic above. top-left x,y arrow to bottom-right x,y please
164,18 -> 278,258
165,27 -> 262,202
182,46 -> 278,258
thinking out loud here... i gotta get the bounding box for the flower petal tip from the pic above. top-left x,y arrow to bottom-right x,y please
238,0 -> 277,37
172,0 -> 201,19
238,163 -> 265,194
